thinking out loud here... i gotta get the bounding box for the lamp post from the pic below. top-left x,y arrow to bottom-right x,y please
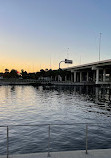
99,33 -> 102,61
58,59 -> 73,82
59,59 -> 73,69
59,60 -> 65,69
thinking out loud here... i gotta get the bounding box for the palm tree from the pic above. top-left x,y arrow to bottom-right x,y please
5,68 -> 9,73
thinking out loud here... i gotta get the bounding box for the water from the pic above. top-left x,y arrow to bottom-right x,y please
0,85 -> 111,154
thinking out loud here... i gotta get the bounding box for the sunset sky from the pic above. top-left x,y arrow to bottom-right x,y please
0,0 -> 111,72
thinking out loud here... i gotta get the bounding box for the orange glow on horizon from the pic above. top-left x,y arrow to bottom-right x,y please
0,61 -> 59,73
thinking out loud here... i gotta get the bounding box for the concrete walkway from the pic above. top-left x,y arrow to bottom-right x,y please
1,149 -> 111,158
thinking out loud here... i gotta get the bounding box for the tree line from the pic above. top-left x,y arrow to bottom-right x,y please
1,68 -> 71,81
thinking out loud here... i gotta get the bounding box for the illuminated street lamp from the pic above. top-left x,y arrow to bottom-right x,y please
59,59 -> 73,69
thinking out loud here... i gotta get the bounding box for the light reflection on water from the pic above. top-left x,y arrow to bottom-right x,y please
0,85 -> 111,154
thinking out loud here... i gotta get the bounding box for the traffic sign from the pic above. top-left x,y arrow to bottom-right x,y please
65,59 -> 73,64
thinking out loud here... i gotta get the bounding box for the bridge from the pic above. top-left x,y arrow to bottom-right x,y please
64,59 -> 111,85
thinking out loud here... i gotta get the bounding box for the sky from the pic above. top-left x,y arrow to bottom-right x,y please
0,0 -> 111,72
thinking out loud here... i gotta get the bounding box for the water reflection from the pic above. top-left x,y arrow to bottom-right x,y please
0,85 -> 111,154
40,85 -> 111,111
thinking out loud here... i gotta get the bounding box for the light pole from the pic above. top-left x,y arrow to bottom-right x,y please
99,33 -> 102,61
59,60 -> 65,69
58,59 -> 73,82
59,59 -> 73,69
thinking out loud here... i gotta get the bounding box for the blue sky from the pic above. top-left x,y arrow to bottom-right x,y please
0,0 -> 111,72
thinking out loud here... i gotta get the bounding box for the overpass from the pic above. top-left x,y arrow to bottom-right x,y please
63,59 -> 111,85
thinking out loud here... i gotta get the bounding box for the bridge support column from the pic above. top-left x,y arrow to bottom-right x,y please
80,72 -> 82,82
93,71 -> 96,82
103,69 -> 106,82
74,71 -> 76,82
87,72 -> 89,82
71,73 -> 73,82
96,69 -> 99,84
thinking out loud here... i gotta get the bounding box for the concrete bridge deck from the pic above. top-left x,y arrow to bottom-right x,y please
1,149 -> 111,158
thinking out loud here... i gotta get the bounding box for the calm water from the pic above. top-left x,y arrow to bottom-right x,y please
0,85 -> 111,154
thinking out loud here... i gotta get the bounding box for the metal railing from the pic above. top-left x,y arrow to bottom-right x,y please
0,123 -> 110,158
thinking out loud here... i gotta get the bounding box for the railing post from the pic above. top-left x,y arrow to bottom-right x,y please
86,124 -> 88,154
7,126 -> 9,158
48,125 -> 51,157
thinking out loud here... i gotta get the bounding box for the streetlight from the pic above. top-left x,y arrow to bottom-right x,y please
99,33 -> 102,61
59,59 -> 73,69
58,59 -> 73,82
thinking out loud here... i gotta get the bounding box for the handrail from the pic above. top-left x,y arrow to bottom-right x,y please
0,123 -> 111,158
0,122 -> 111,127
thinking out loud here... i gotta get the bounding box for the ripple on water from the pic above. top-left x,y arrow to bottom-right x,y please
0,86 -> 111,154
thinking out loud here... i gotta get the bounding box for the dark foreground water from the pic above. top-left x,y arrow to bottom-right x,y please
0,85 -> 111,154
